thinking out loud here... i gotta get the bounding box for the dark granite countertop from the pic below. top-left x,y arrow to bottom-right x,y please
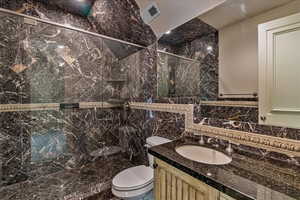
149,137 -> 300,200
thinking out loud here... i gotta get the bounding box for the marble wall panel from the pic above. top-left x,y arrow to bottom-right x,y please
0,11 -> 107,104
100,44 -> 157,102
88,0 -> 156,47
176,33 -> 219,100
19,110 -> 66,180
0,112 -> 24,186
0,108 -> 125,187
159,18 -> 217,46
0,14 -> 26,104
0,1 -> 156,199
199,105 -> 258,123
134,45 -> 157,101
126,109 -> 185,165
0,7 -> 143,195
157,52 -> 201,97
194,114 -> 300,141
0,0 -> 93,30
0,154 -> 133,200
158,31 -> 219,100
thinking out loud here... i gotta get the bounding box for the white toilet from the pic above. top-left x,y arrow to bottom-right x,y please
112,136 -> 171,200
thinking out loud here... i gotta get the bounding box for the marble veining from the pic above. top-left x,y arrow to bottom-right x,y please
0,6 -> 157,199
88,0 -> 156,49
0,154 -> 133,200
198,104 -> 259,123
1,2 -> 300,200
158,19 -> 219,100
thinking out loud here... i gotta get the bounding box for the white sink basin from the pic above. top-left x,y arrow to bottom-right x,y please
175,145 -> 232,165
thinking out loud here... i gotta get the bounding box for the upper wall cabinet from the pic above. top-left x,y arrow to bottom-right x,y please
259,13 -> 300,128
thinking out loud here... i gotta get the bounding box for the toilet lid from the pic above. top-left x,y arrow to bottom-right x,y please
112,165 -> 153,191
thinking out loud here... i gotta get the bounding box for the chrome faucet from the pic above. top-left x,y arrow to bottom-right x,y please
226,143 -> 234,154
198,135 -> 205,145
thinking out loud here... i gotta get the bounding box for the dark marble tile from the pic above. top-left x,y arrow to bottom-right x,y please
200,105 -> 259,123
19,110 -> 66,181
121,45 -> 157,102
100,44 -> 157,102
0,8 -> 106,104
159,18 -> 217,46
0,154 -> 133,200
158,29 -> 218,100
0,14 -> 26,104
157,52 -> 201,97
86,189 -> 118,200
0,112 -> 24,186
0,1 -> 154,199
0,108 -> 125,189
135,45 -> 157,101
125,109 -> 185,166
194,116 -> 300,142
1,0 -> 93,30
88,0 -> 156,47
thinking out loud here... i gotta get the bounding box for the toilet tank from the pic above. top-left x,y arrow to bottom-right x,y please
146,136 -> 171,168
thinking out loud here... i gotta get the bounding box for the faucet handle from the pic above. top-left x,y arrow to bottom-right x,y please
226,142 -> 233,154
198,135 -> 205,145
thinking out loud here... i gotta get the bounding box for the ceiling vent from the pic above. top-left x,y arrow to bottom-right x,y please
141,2 -> 160,25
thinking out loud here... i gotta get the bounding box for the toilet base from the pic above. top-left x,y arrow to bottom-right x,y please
119,190 -> 153,200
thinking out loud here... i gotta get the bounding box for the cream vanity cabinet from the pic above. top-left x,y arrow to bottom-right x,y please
154,158 -> 236,200
259,12 -> 300,128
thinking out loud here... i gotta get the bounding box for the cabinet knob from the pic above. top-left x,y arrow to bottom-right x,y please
260,116 -> 266,121
153,163 -> 158,169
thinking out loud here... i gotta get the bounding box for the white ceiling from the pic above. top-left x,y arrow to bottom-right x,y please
198,0 -> 295,29
135,0 -> 225,38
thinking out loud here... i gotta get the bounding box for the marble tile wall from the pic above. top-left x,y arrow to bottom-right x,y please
0,5 -> 156,199
88,0 -> 156,46
0,1 -> 182,199
194,104 -> 300,141
198,105 -> 259,123
174,33 -> 219,101
126,109 -> 185,166
157,18 -> 219,100
2,1 -> 300,199
157,52 -> 201,98
0,0 -> 156,46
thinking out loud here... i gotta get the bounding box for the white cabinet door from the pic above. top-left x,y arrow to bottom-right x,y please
259,13 -> 300,128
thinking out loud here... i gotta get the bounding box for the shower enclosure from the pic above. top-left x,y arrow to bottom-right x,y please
0,8 -> 201,200
0,8 -> 148,199
157,51 -> 201,97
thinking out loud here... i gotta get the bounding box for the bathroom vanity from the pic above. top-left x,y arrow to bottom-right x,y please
154,158 -> 234,200
150,137 -> 300,200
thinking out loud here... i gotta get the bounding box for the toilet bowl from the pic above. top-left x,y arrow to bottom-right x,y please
112,136 -> 171,200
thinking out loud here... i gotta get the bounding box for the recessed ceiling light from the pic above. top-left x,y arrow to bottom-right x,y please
207,46 -> 213,52
165,30 -> 171,34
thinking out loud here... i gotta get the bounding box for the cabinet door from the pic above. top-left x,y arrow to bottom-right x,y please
259,12 -> 300,128
220,193 -> 236,200
154,158 -> 219,200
